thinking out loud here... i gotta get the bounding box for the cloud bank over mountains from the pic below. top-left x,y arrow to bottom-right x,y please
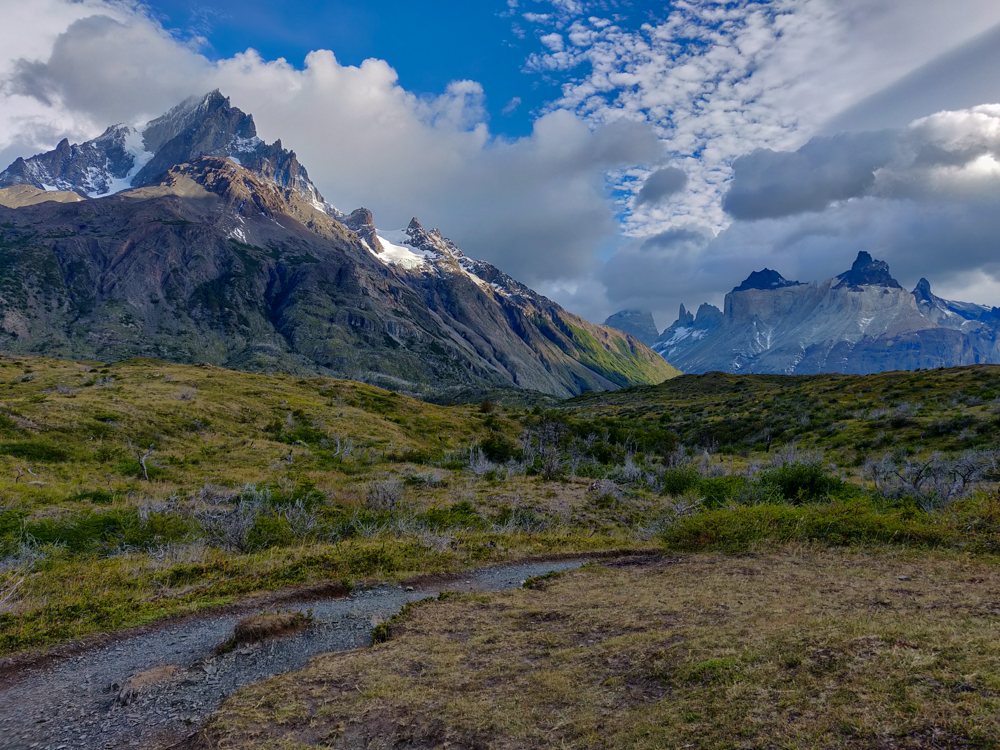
0,0 -> 661,290
607,104 -> 1000,323
3,0 -> 1000,330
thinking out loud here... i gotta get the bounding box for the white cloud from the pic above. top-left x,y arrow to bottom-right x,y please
0,1 -> 662,291
725,105 -> 1000,219
502,96 -> 522,116
524,0 -> 1000,240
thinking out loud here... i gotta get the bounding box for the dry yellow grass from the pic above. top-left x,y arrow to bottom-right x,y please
202,547 -> 1000,749
116,664 -> 183,706
217,610 -> 313,654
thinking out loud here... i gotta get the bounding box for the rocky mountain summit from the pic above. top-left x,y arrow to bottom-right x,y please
642,252 -> 999,374
0,91 -> 332,212
0,93 -> 676,398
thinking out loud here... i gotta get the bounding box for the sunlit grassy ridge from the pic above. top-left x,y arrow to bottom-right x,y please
560,367 -> 1000,460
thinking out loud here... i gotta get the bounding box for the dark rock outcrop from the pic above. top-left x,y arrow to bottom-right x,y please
835,251 -> 901,289
733,268 -> 802,292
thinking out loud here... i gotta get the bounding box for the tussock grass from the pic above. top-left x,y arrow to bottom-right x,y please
202,547 -> 1000,749
217,611 -> 313,654
116,664 -> 183,706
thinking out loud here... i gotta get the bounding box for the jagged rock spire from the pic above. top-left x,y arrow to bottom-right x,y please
835,251 -> 901,289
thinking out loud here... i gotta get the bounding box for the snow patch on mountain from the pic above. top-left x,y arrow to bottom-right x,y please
372,230 -> 434,270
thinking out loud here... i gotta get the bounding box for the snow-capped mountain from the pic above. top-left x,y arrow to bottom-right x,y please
0,91 -> 335,214
644,252 -> 1000,375
0,93 -> 677,399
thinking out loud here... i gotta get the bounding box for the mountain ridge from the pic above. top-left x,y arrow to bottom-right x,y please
0,93 -> 677,399
638,252 -> 995,375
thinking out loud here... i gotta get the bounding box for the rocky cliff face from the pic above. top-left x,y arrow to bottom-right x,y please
0,95 -> 677,398
653,252 -> 993,375
603,310 -> 659,345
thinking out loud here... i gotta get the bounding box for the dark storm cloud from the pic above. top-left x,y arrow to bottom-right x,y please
635,167 -> 688,206
722,131 -> 899,220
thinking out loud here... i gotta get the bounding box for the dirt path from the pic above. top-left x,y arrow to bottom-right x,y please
0,559 -> 589,750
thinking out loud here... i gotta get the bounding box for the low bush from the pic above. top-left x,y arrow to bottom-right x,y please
0,441 -> 68,462
661,500 -> 950,553
661,466 -> 700,496
697,476 -> 749,509
421,501 -> 483,531
19,510 -> 192,554
480,435 -> 520,463
758,462 -> 844,504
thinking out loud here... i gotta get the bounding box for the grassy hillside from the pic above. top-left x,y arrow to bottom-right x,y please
2,357 -> 1000,657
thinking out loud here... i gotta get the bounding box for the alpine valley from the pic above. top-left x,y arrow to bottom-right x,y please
605,252 -> 1000,375
0,91 -> 677,399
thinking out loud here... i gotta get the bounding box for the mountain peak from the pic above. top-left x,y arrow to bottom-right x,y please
0,90 -> 336,214
343,208 -> 381,251
913,278 -> 933,299
603,310 -> 659,345
835,251 -> 901,289
733,268 -> 802,293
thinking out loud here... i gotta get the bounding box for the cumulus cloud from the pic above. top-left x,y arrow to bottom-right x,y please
0,2 -> 662,289
603,105 -> 1000,326
724,106 -> 1000,219
723,131 -> 899,219
523,0 -> 1000,240
10,15 -> 210,123
636,167 -> 688,206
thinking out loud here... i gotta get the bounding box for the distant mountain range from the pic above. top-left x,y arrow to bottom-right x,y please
0,91 -> 677,399
605,251 -> 1000,375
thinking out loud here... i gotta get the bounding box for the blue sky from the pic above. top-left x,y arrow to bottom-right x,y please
5,0 -> 1000,325
143,0 -> 569,137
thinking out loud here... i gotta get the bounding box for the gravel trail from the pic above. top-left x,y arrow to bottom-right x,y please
0,559 -> 588,750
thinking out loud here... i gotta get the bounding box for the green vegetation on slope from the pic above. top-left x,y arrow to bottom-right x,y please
561,367 -> 1000,460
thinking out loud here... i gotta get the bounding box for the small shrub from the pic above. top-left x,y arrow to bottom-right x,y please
480,434 -> 518,463
366,479 -> 404,512
697,476 -> 749,509
68,490 -> 116,505
759,462 -> 844,504
23,510 -> 191,554
661,466 -> 700,496
115,457 -> 166,480
422,501 -> 483,530
661,500 -> 950,553
198,501 -> 263,553
489,505 -> 549,533
587,479 -> 622,509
